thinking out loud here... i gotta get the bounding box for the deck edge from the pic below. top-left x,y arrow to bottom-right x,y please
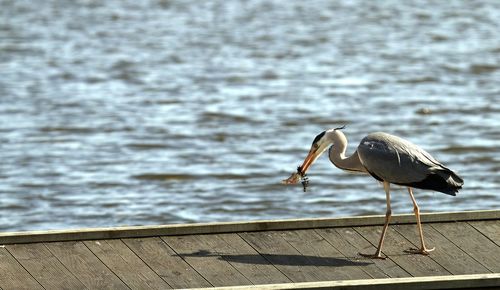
191,273 -> 500,290
1,209 -> 498,244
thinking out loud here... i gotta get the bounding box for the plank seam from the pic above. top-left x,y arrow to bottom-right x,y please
3,247 -> 47,290
428,223 -> 496,274
467,221 -> 500,248
339,226 -> 413,278
123,237 -> 213,288
280,229 -> 376,281
120,238 -> 175,289
316,227 -> 412,278
81,240 -> 133,290
46,241 -> 131,290
40,243 -> 90,290
276,231 -> 331,281
159,236 -> 215,288
350,224 -> 413,278
236,232 -> 296,284
214,235 -> 258,286
391,225 -> 453,276
201,236 -> 254,286
351,226 -> 415,277
313,228 -> 385,280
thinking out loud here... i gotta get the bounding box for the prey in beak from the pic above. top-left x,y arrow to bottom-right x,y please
282,131 -> 329,191
282,166 -> 309,192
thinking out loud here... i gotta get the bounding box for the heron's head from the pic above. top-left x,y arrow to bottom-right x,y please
298,126 -> 345,175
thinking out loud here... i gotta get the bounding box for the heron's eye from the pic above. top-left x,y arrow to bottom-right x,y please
313,143 -> 319,150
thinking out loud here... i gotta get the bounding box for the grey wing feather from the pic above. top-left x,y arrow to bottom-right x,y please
357,132 -> 428,184
357,132 -> 463,190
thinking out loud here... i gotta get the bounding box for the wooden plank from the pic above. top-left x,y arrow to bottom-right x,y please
354,226 -> 451,277
393,224 -> 491,275
468,220 -> 500,246
84,239 -> 170,289
187,273 -> 500,290
7,243 -> 87,290
316,227 -> 409,278
240,231 -> 332,283
45,241 -> 129,289
211,233 -> 291,285
278,229 -> 372,280
162,234 -> 252,287
431,222 -> 500,272
0,247 -> 43,290
123,237 -> 212,289
0,210 -> 498,244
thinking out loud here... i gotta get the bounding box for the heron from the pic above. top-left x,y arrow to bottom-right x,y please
284,126 -> 463,259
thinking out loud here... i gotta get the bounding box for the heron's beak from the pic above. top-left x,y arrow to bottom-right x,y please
299,147 -> 320,175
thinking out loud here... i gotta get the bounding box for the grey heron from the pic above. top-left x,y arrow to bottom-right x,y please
285,126 -> 463,259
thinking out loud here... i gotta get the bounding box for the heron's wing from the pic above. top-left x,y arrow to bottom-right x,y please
357,132 -> 444,184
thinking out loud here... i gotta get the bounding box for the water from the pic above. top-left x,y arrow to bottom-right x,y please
1,0 -> 499,231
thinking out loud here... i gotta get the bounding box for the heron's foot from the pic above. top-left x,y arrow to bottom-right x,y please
404,247 -> 435,256
358,252 -> 387,260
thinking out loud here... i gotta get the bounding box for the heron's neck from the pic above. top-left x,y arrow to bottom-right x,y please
328,132 -> 366,173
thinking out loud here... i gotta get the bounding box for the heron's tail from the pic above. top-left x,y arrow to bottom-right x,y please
406,168 -> 463,196
435,168 -> 463,196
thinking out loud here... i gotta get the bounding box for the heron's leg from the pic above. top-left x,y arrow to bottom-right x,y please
406,187 -> 435,255
360,181 -> 391,259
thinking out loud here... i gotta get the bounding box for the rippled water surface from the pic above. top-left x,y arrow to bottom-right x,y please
1,0 -> 499,231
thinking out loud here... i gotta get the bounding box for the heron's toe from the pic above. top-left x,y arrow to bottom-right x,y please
358,252 -> 387,259
423,247 -> 436,254
405,247 -> 435,255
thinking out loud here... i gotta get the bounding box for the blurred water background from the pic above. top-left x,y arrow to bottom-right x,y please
1,0 -> 499,231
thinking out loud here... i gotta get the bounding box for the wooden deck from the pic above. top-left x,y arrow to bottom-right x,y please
0,210 -> 499,289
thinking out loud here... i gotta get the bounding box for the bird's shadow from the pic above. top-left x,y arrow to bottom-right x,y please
177,250 -> 371,267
